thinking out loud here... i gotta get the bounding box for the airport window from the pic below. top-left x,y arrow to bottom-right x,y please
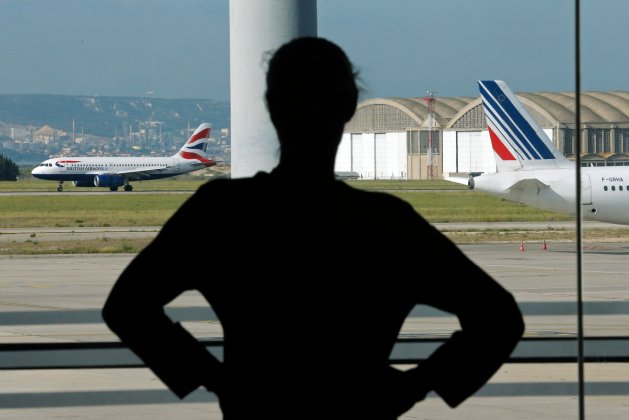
616,128 -> 629,152
563,128 -> 574,155
588,128 -> 611,153
420,130 -> 440,154
407,130 -> 419,154
8,2 -> 629,419
587,131 -> 596,152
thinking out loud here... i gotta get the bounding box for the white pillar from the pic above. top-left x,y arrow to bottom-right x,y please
229,0 -> 317,178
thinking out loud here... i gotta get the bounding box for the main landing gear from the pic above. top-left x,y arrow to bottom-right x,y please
109,182 -> 132,192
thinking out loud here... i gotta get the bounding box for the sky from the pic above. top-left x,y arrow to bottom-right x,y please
0,0 -> 627,102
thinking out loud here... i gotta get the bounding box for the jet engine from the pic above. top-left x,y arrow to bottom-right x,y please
94,175 -> 125,188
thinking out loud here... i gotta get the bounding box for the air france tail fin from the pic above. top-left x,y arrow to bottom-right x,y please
478,80 -> 572,172
177,123 -> 216,167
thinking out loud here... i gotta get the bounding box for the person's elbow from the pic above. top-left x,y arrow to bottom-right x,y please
497,291 -> 525,345
101,288 -> 134,336
469,289 -> 525,347
101,296 -> 121,333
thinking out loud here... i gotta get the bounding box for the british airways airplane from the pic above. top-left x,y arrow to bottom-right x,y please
450,80 -> 629,225
32,123 -> 216,192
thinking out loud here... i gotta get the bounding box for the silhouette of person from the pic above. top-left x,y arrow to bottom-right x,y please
102,36 -> 525,419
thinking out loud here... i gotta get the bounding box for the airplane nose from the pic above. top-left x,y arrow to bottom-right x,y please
31,166 -> 45,177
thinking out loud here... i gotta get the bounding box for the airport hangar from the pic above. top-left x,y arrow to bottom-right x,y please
335,89 -> 629,180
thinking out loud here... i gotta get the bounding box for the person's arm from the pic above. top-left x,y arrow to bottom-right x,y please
404,223 -> 525,408
102,196 -> 223,399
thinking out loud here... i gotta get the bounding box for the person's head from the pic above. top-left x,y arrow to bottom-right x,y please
265,37 -> 359,151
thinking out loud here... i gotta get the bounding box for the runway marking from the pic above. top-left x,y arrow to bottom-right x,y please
0,300 -> 72,310
485,264 -> 627,275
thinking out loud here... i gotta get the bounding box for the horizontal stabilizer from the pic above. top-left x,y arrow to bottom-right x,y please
444,175 -> 470,186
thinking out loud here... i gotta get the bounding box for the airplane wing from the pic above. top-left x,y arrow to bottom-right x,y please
116,166 -> 170,180
91,166 -> 170,180
506,178 -> 550,195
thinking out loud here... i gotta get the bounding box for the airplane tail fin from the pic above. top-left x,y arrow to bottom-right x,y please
478,80 -> 572,172
177,123 -> 216,167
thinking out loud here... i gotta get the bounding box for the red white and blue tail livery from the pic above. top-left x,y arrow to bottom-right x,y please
478,80 -> 572,172
32,123 -> 216,192
466,80 -> 629,225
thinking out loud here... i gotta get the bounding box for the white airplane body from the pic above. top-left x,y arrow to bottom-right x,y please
32,123 -> 215,191
453,80 -> 629,225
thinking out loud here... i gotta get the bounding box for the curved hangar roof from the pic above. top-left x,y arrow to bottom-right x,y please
345,90 -> 629,133
344,96 -> 476,133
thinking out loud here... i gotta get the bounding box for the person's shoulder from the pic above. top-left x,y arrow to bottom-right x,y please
196,172 -> 270,193
349,186 -> 412,208
343,186 -> 426,221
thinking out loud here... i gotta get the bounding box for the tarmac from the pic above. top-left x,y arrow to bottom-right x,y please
2,230 -> 629,419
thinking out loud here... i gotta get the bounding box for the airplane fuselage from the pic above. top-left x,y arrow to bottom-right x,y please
472,166 -> 629,225
32,156 -> 202,181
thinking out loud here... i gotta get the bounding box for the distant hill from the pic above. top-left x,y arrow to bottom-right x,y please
0,94 -> 230,138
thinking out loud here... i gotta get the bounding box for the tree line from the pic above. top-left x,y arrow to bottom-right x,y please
0,154 -> 19,181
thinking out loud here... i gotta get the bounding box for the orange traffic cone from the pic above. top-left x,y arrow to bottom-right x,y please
520,241 -> 524,252
542,240 -> 547,251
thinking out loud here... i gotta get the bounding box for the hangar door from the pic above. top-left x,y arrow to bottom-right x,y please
443,131 -> 496,174
335,132 -> 407,179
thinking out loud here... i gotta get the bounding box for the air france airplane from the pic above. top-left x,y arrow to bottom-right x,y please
451,80 -> 629,225
32,123 -> 215,192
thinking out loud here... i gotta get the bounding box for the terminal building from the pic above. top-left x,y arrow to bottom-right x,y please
336,89 -> 629,179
